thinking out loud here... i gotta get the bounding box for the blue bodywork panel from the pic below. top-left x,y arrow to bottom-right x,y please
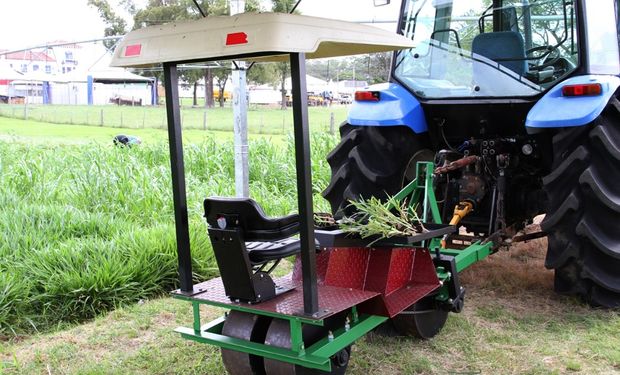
347,82 -> 428,133
526,75 -> 620,128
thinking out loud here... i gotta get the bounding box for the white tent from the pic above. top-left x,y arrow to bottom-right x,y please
49,67 -> 154,105
284,75 -> 328,93
62,67 -> 153,83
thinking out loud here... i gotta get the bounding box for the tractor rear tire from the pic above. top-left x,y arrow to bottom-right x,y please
322,124 -> 432,217
542,97 -> 620,308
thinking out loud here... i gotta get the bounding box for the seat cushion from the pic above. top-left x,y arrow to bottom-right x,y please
472,31 -> 527,76
246,238 -> 302,264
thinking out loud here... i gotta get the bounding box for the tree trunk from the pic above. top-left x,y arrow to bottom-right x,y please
193,81 -> 198,106
280,72 -> 287,110
205,69 -> 214,108
219,82 -> 226,108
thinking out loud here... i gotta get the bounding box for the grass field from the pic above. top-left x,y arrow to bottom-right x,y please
1,235 -> 619,374
0,103 -> 348,135
0,112 -> 619,374
0,116 -> 280,145
0,115 -> 337,335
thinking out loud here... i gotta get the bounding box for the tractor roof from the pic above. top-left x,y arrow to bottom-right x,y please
110,12 -> 414,67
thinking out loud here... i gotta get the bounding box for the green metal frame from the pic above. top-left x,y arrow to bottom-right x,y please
176,302 -> 387,372
393,161 -> 492,271
173,161 -> 494,371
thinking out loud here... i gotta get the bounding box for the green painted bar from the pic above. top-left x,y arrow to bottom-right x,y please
175,326 -> 332,371
306,315 -> 387,358
393,176 -> 418,203
174,313 -> 387,371
290,319 -> 305,354
453,242 -> 493,272
192,301 -> 201,334
202,317 -> 225,334
425,173 -> 442,223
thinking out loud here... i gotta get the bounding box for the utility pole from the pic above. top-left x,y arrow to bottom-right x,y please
230,0 -> 249,198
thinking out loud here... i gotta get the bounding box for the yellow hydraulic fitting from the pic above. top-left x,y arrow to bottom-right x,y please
449,201 -> 474,226
441,201 -> 474,248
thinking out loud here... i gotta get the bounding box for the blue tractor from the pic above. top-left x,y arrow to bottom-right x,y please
324,0 -> 620,308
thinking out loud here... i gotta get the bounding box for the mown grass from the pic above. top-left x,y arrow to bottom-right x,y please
1,239 -> 618,374
0,131 -> 337,336
0,103 -> 348,135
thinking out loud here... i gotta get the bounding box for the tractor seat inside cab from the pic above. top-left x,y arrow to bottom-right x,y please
204,197 -> 302,264
472,31 -> 528,76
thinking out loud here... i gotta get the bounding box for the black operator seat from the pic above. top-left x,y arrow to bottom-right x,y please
204,197 -> 302,264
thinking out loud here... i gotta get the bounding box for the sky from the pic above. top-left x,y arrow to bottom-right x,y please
0,0 -> 402,51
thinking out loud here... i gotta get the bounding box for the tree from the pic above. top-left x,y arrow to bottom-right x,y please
93,0 -> 273,106
131,0 -> 262,107
270,0 -> 298,109
87,0 -> 129,50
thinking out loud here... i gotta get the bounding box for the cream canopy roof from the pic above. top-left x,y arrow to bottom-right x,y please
110,12 -> 414,67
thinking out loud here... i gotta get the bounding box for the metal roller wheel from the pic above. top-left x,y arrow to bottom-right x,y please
221,310 -> 272,375
391,296 -> 449,339
263,318 -> 351,375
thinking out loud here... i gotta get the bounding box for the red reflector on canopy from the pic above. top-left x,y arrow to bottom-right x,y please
124,44 -> 142,57
354,91 -> 380,102
562,83 -> 602,97
226,32 -> 248,46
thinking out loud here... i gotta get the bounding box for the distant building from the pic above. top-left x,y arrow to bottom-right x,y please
46,41 -> 82,74
0,50 -> 57,75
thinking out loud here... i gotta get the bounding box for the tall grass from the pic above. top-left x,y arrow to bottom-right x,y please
0,133 -> 337,335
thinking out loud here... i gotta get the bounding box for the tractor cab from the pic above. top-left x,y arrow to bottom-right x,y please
393,0 -> 618,99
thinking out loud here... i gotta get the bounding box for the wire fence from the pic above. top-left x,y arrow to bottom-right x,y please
0,102 -> 346,136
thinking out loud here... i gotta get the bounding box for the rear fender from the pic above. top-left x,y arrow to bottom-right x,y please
526,75 -> 620,129
347,83 -> 428,133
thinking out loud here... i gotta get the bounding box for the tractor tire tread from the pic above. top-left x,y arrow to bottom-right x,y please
543,97 -> 620,308
322,125 -> 426,216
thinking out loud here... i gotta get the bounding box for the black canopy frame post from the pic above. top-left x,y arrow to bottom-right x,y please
161,51 -> 319,311
289,52 -> 319,315
163,62 -> 194,293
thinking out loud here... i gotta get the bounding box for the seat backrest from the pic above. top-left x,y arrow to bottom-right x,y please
204,197 -> 299,241
472,31 -> 527,76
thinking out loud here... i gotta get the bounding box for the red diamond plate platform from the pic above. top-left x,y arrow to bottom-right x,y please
172,275 -> 380,321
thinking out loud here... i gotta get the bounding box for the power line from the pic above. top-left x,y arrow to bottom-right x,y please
0,36 -> 124,57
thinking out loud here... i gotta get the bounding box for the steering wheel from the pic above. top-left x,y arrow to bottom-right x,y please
526,45 -> 561,70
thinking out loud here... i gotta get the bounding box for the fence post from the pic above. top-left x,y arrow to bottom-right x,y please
329,112 -> 335,135
100,109 -> 104,126
203,110 -> 207,131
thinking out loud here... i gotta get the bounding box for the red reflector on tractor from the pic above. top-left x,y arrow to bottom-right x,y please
562,83 -> 602,97
354,91 -> 380,102
226,32 -> 248,46
124,44 -> 142,57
